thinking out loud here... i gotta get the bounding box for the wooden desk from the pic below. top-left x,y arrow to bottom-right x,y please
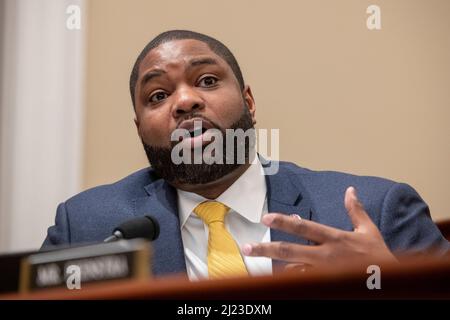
437,219 -> 450,241
2,255 -> 450,300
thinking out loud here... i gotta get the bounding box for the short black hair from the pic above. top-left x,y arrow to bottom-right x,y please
129,30 -> 245,109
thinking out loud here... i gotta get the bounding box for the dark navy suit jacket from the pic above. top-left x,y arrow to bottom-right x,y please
42,161 -> 449,277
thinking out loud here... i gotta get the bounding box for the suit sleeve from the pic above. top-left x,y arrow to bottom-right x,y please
41,202 -> 71,249
379,182 -> 450,256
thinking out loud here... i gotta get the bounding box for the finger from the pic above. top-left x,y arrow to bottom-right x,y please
344,186 -> 374,231
242,241 -> 320,264
262,213 -> 342,244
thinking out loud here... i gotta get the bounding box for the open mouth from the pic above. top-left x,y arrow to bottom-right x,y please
183,126 -> 212,148
174,118 -> 217,148
174,119 -> 218,149
189,127 -> 208,138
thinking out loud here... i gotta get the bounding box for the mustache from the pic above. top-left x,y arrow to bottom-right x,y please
175,113 -> 222,131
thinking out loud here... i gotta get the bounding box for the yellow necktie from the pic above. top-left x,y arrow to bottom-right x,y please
194,201 -> 248,278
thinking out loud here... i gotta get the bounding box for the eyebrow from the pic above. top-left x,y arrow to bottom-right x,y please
188,57 -> 220,69
140,57 -> 220,87
140,69 -> 166,87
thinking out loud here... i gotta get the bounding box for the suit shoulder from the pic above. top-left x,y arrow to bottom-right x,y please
65,167 -> 155,204
278,160 -> 396,185
278,161 -> 397,193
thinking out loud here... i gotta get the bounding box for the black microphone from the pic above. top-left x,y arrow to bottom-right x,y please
104,215 -> 160,243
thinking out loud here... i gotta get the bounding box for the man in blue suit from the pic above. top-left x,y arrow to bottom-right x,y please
42,30 -> 449,279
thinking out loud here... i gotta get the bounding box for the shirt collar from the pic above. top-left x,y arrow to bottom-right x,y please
177,158 -> 267,228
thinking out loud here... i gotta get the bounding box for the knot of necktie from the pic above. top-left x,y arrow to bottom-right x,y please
194,201 -> 229,225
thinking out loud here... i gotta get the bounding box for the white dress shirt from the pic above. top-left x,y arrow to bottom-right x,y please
177,159 -> 272,280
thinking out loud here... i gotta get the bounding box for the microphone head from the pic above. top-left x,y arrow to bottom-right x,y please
114,215 -> 160,241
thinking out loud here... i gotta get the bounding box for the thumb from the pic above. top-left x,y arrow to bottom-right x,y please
344,186 -> 373,232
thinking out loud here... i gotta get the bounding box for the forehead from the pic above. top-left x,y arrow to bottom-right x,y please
138,39 -> 228,75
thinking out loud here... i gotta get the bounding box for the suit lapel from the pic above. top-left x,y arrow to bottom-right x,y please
133,179 -> 187,276
264,163 -> 314,268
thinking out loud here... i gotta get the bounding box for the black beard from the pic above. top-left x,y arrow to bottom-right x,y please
142,106 -> 255,185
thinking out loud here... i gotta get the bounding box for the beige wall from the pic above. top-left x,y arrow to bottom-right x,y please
84,0 -> 450,221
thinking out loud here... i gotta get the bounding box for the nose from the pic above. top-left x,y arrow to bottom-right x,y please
171,85 -> 205,118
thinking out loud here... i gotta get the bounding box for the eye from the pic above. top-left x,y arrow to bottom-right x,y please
198,76 -> 218,88
149,91 -> 168,103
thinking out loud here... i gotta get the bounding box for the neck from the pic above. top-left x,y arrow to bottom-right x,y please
169,163 -> 251,199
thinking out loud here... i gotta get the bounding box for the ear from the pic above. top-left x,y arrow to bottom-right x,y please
134,117 -> 142,138
243,85 -> 257,125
